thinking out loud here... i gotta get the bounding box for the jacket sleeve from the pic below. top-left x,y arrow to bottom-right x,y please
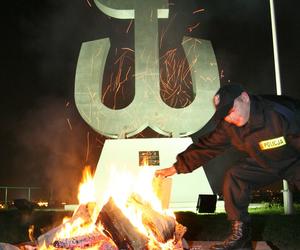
284,111 -> 300,153
286,122 -> 300,153
174,122 -> 231,173
288,134 -> 300,152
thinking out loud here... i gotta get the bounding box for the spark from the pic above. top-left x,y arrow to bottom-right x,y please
85,132 -> 90,162
221,69 -> 225,79
138,132 -> 146,138
187,22 -> 200,33
101,83 -> 111,104
193,8 -> 205,14
159,48 -> 193,107
122,66 -> 132,97
66,118 -> 72,131
102,48 -> 134,109
96,137 -> 104,147
85,0 -> 92,7
160,13 -> 177,49
126,20 -> 133,33
121,47 -> 135,53
113,51 -> 133,107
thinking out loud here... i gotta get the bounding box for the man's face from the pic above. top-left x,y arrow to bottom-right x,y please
224,92 -> 250,127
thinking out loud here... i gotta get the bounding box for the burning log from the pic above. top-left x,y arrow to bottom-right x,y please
97,197 -> 149,250
36,166 -> 187,250
174,223 -> 187,246
37,202 -> 99,248
53,230 -> 118,249
71,201 -> 100,225
128,194 -> 176,243
98,195 -> 180,249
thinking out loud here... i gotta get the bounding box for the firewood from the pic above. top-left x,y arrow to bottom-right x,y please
128,194 -> 176,243
37,223 -> 64,248
97,197 -> 149,250
72,202 -> 100,225
37,202 -> 99,248
174,223 -> 187,244
52,230 -> 117,249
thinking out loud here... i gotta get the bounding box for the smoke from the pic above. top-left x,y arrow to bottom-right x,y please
12,96 -> 102,204
0,1 -> 110,203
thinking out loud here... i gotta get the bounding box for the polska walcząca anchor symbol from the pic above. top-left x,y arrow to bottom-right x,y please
74,0 -> 220,138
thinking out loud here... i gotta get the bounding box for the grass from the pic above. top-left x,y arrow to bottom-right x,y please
0,204 -> 300,249
248,202 -> 300,214
175,203 -> 300,250
0,209 -> 72,244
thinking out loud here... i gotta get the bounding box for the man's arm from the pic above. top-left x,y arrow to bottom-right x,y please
174,122 -> 231,173
155,166 -> 177,178
155,122 -> 231,178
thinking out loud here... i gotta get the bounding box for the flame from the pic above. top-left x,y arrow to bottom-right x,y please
28,225 -> 35,242
41,165 -> 178,250
58,166 -> 101,238
39,167 -> 103,250
108,167 -> 165,212
39,241 -> 48,250
56,217 -> 100,239
105,166 -> 176,248
78,165 -> 96,204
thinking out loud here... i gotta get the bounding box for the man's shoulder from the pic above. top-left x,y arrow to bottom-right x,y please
258,94 -> 300,129
258,94 -> 300,111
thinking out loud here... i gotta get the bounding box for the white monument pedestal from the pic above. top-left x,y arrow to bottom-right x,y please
93,137 -> 213,212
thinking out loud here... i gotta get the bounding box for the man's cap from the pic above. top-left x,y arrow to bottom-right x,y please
212,83 -> 245,122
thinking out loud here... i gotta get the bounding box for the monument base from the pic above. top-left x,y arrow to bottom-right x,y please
93,137 -> 213,211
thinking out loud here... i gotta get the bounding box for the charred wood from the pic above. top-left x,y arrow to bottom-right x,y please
97,197 -> 149,250
37,202 -> 99,248
128,194 -> 176,243
52,230 -> 117,249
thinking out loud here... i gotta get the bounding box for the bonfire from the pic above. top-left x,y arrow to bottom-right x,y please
37,166 -> 187,250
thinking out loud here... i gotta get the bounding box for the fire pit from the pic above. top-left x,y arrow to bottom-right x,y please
35,166 -> 188,249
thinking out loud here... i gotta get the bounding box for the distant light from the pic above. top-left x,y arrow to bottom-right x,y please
37,201 -> 48,207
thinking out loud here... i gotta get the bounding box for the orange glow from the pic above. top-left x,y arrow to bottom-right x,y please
104,166 -> 176,248
37,201 -> 48,207
41,165 -> 178,249
78,166 -> 96,204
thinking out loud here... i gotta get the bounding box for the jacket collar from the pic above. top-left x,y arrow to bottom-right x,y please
245,95 -> 265,131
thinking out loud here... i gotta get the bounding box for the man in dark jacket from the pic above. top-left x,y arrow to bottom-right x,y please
155,84 -> 300,250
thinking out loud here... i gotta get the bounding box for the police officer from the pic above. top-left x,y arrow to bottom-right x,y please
155,84 -> 300,250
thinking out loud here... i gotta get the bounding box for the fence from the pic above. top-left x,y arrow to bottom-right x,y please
0,186 -> 40,207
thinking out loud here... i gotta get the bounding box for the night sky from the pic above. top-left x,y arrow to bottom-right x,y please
1,0 -> 299,203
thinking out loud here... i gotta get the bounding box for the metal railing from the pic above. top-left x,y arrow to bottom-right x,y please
0,186 -> 40,207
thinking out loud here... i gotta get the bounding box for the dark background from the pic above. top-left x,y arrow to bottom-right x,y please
0,0 -> 299,203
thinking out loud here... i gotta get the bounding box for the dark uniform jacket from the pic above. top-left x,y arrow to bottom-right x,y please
174,95 -> 300,174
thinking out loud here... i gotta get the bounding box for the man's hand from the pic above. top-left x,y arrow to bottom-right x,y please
155,166 -> 177,178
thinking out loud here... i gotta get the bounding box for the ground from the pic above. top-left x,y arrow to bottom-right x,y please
0,204 -> 299,249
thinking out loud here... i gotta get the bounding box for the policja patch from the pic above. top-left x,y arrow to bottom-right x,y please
259,136 -> 286,150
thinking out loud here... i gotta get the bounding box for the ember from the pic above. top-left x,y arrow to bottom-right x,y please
37,166 -> 187,250
52,231 -> 117,249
